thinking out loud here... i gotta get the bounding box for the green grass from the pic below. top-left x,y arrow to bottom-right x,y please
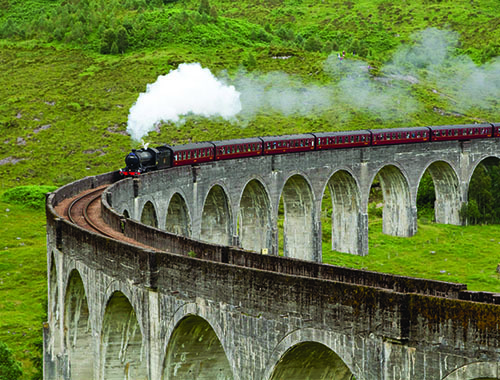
0,198 -> 47,379
323,217 -> 500,293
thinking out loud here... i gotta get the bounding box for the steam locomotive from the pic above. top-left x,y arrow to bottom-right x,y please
120,123 -> 500,177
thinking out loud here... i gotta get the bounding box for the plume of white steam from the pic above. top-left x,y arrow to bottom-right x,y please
383,28 -> 500,113
127,28 -> 499,141
234,71 -> 332,118
127,63 -> 241,141
323,55 -> 420,121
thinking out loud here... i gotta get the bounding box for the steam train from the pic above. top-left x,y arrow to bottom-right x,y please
120,123 -> 500,177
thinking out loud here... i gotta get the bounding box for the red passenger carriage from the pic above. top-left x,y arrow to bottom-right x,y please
171,142 -> 215,166
213,138 -> 263,160
372,127 -> 430,146
430,124 -> 492,141
313,130 -> 371,150
261,134 -> 315,155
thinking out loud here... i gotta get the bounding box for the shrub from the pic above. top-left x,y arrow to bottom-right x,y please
0,341 -> 23,380
1,185 -> 57,210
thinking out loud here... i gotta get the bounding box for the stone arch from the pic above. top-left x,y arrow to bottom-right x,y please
141,200 -> 158,228
162,314 -> 234,380
418,160 -> 461,225
238,179 -> 272,253
324,169 -> 362,255
165,192 -> 191,237
465,156 -> 500,213
263,328 -> 357,380
268,341 -> 353,380
280,174 -> 315,261
373,164 -> 415,237
442,362 -> 499,380
100,291 -> 147,380
64,269 -> 93,380
201,184 -> 232,245
466,155 -> 500,186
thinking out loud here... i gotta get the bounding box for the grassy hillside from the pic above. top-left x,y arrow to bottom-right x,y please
0,0 -> 499,377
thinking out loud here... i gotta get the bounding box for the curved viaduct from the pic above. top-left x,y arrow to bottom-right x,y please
45,137 -> 500,379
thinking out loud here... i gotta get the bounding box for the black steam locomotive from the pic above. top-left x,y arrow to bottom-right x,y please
120,123 -> 500,177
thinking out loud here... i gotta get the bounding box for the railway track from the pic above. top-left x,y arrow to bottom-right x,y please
66,186 -> 115,238
59,185 -> 162,251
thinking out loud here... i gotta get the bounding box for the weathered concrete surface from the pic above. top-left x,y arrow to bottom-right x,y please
45,168 -> 500,380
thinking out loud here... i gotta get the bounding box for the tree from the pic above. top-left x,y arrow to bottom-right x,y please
0,342 -> 23,380
116,26 -> 129,53
100,28 -> 116,54
198,0 -> 210,15
304,35 -> 322,52
243,52 -> 256,70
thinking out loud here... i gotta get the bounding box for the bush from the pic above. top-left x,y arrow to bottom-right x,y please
1,185 -> 57,210
0,341 -> 23,380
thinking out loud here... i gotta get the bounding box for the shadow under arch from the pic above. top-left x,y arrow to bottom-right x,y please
100,291 -> 147,380
442,361 -> 499,380
464,156 -> 500,225
165,192 -> 192,237
280,174 -> 315,261
418,160 -> 461,225
162,314 -> 234,380
141,200 -> 158,228
64,269 -> 93,380
323,169 -> 362,255
373,164 -> 415,237
268,341 -> 354,380
238,178 -> 272,253
201,184 -> 232,245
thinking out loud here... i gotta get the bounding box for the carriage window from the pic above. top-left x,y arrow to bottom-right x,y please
174,154 -> 178,161
417,132 -> 421,137
412,132 -> 416,138
454,130 -> 458,136
423,132 -> 427,137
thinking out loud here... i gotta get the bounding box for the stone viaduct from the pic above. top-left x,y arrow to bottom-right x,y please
45,137 -> 500,379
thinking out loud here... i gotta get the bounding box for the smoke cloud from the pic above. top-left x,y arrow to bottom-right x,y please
127,28 -> 499,141
127,62 -> 241,141
383,28 -> 500,113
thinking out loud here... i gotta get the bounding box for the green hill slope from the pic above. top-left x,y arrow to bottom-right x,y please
0,1 -> 499,377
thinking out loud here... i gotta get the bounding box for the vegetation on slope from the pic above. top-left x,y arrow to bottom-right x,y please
0,0 -> 499,377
